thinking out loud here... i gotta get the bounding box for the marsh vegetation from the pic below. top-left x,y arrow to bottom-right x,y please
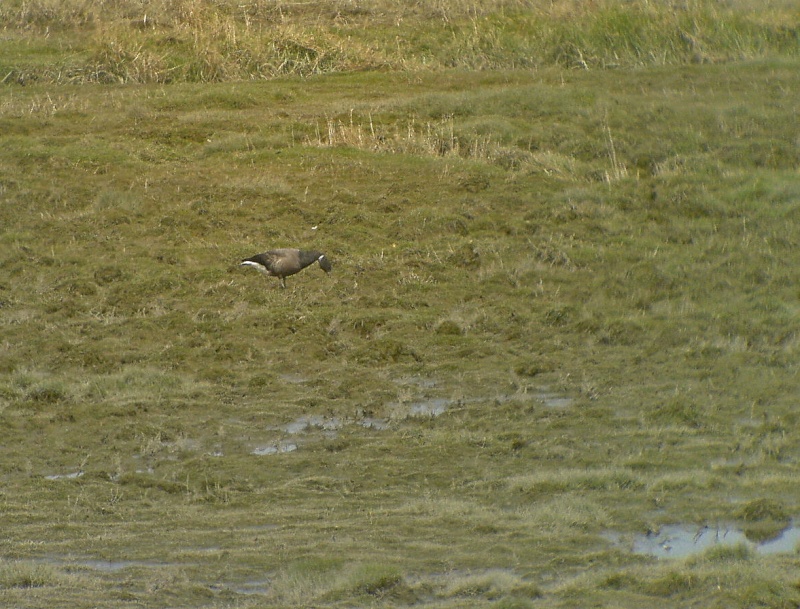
1,0 -> 800,607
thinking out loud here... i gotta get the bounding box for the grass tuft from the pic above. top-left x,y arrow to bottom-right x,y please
1,0 -> 798,82
0,560 -> 70,589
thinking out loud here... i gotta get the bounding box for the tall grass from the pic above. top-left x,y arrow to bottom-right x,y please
0,559 -> 71,589
1,0 -> 797,83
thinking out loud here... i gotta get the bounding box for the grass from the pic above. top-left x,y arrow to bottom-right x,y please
0,0 -> 798,82
2,0 -> 800,607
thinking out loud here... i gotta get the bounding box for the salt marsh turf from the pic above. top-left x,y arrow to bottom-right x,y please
1,1 -> 800,607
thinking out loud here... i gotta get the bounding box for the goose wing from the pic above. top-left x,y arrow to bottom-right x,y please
241,250 -> 289,275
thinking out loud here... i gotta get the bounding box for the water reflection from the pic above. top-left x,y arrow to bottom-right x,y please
606,521 -> 800,558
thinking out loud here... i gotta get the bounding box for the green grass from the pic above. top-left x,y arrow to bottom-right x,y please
0,0 -> 798,82
2,1 -> 800,607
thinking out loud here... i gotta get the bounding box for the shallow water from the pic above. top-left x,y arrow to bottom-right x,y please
278,373 -> 309,385
360,417 -> 390,430
37,554 -> 271,596
44,471 -> 84,480
250,385 -> 572,457
34,556 -> 175,572
606,522 -> 800,558
497,388 -> 574,408
394,375 -> 437,389
408,398 -> 451,417
79,559 -> 165,572
283,415 -> 342,434
533,392 -> 574,408
251,441 -> 298,456
224,579 -> 271,595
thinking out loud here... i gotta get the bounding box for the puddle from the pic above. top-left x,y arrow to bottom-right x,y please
532,392 -> 574,409
278,374 -> 309,384
255,383 -> 572,443
33,556 -> 174,572
44,471 -> 84,480
496,387 -> 574,408
78,559 -> 165,572
283,415 -> 342,434
36,554 -> 274,597
394,376 -> 437,389
227,579 -> 271,595
240,524 -> 280,532
408,398 -> 451,417
281,414 -> 390,433
386,397 -> 454,418
387,389 -> 573,419
606,522 -> 800,559
271,378 -> 572,437
251,441 -> 298,456
360,417 -> 390,430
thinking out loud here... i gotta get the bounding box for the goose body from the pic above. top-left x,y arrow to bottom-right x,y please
240,248 -> 332,288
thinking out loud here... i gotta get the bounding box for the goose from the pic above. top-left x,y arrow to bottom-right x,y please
239,248 -> 332,288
